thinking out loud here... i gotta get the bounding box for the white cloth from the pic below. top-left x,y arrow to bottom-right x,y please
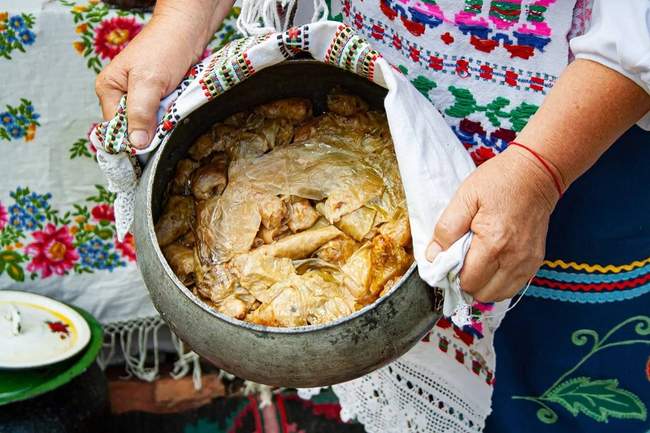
384,74 -> 477,320
570,0 -> 650,130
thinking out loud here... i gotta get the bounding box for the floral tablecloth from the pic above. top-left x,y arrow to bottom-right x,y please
0,0 -> 241,377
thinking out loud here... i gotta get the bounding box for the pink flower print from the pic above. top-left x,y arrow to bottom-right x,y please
25,224 -> 79,278
94,16 -> 142,60
0,203 -> 7,231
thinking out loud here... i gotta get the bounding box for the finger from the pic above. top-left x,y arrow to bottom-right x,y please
426,187 -> 476,261
458,235 -> 499,294
472,268 -> 528,303
126,72 -> 165,149
96,71 -> 126,121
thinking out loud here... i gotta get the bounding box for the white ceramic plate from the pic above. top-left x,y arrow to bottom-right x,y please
0,291 -> 91,369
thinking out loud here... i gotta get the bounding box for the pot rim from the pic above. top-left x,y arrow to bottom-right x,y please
143,61 -> 420,335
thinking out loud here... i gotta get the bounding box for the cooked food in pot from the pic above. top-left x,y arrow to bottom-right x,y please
156,91 -> 413,327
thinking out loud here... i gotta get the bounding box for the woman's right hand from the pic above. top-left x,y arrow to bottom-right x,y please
95,0 -> 233,149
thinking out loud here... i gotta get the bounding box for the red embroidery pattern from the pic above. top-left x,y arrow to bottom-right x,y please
346,4 -> 556,93
421,317 -> 496,386
375,0 -> 556,59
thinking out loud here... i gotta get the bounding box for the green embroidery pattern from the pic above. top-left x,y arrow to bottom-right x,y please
527,3 -> 551,23
69,136 -> 94,159
397,65 -> 537,133
397,65 -> 437,99
411,75 -> 437,95
490,1 -> 522,23
445,86 -> 538,131
325,0 -> 344,22
463,0 -> 483,14
513,315 -> 650,424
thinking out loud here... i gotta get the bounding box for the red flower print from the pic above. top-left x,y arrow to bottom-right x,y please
0,203 -> 7,231
25,224 -> 79,278
91,204 -> 115,222
93,17 -> 142,60
115,232 -> 136,262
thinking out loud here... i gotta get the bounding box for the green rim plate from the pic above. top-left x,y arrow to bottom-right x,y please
0,306 -> 103,406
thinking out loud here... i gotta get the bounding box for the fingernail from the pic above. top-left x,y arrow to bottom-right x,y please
129,129 -> 149,149
426,242 -> 442,262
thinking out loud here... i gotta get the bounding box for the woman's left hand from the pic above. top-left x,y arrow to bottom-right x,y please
426,146 -> 561,303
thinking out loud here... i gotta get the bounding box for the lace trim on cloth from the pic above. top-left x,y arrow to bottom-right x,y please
299,298 -> 511,433
324,360 -> 486,433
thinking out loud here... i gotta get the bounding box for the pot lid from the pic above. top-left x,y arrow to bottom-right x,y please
0,291 -> 91,369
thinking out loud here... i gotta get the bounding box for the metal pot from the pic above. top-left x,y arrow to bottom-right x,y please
134,60 -> 442,387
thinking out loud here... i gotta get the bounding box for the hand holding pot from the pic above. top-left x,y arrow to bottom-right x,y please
95,0 -> 233,149
427,146 -> 559,303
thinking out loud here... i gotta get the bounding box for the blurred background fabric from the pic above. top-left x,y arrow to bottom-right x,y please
0,0 -> 241,377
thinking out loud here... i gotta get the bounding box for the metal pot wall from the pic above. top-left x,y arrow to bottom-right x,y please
134,60 -> 442,387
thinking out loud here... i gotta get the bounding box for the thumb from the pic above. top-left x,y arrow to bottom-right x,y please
426,187 -> 475,261
126,73 -> 166,149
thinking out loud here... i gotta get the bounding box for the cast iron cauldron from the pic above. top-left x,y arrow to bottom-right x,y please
134,60 -> 442,387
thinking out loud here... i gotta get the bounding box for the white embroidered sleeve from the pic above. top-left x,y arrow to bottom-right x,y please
569,0 -> 650,129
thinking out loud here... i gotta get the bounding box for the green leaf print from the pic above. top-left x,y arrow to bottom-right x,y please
0,250 -> 21,263
513,315 -> 650,425
546,377 -> 647,423
6,262 -> 24,282
0,250 -> 26,281
69,137 -> 93,159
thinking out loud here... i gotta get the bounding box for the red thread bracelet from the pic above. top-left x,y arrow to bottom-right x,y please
509,141 -> 564,197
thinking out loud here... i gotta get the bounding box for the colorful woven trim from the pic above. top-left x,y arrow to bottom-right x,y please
526,257 -> 650,303
544,257 -> 650,273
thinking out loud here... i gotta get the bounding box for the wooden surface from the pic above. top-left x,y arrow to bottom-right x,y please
108,371 -> 228,414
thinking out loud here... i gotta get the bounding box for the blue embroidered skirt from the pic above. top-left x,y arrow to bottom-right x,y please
485,126 -> 650,432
